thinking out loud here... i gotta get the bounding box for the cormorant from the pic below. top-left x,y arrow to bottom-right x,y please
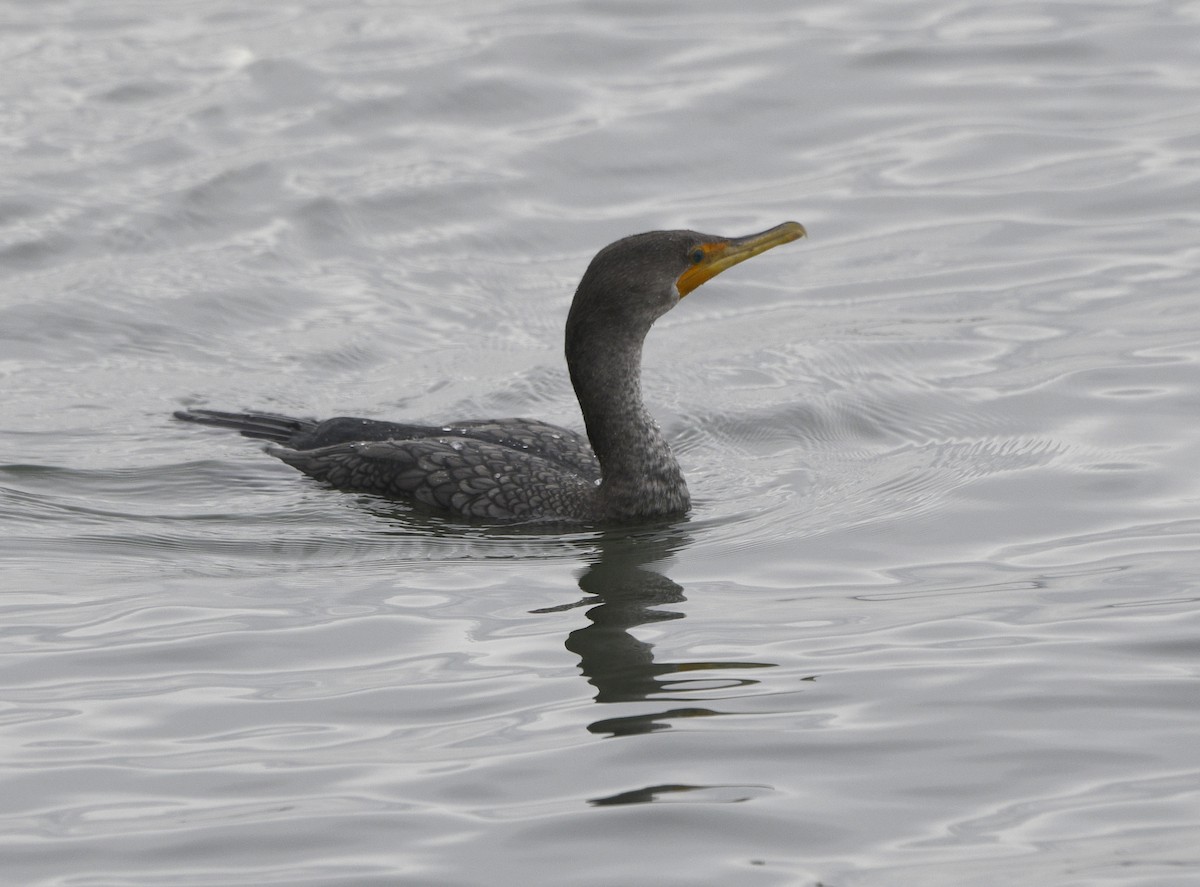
175,222 -> 805,523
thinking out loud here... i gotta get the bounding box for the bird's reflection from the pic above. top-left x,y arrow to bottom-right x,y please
533,527 -> 775,738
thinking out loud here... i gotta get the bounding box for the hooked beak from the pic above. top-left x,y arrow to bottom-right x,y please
676,221 -> 806,298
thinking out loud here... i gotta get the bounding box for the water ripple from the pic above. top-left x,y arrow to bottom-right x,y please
2,1 -> 1200,885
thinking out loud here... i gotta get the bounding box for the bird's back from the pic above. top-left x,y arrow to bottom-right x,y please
174,409 -> 601,521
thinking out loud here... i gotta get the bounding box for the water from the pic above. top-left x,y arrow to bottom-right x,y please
2,1 -> 1199,884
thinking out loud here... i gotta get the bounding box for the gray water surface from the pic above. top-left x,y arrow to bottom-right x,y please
2,2 -> 1199,885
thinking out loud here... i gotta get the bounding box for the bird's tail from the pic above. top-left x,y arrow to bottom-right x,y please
173,409 -> 318,443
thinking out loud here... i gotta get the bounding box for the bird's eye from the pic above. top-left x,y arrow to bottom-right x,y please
690,248 -> 705,264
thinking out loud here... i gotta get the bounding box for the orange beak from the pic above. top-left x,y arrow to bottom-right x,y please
675,221 -> 806,298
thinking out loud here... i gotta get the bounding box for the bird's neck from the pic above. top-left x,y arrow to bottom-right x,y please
568,331 -> 689,520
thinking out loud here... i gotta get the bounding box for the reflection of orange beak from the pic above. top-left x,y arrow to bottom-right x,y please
675,221 -> 806,298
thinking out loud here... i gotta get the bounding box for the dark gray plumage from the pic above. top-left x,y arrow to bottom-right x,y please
174,222 -> 805,523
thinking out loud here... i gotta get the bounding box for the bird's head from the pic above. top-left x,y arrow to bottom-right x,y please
567,221 -> 806,344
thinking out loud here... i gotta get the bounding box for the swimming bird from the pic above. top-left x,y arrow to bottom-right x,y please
175,222 -> 805,523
